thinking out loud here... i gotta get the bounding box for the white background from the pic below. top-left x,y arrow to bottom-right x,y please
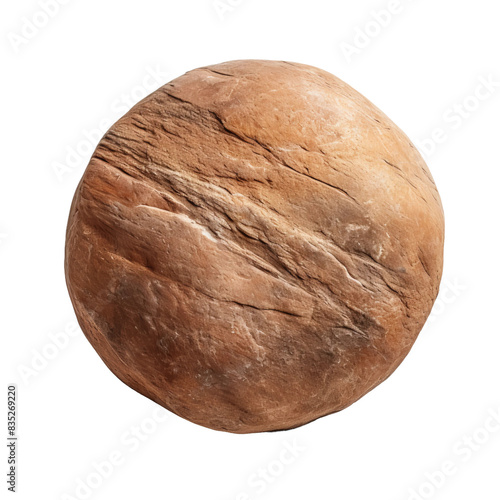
1,0 -> 499,499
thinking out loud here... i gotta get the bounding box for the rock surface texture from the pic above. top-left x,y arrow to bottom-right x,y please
65,60 -> 445,433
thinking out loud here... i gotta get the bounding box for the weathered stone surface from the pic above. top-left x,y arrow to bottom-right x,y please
65,60 -> 445,433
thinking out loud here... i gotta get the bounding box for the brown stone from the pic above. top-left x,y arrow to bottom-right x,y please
65,60 -> 445,433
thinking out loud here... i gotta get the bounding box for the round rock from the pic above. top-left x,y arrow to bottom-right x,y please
65,60 -> 445,433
